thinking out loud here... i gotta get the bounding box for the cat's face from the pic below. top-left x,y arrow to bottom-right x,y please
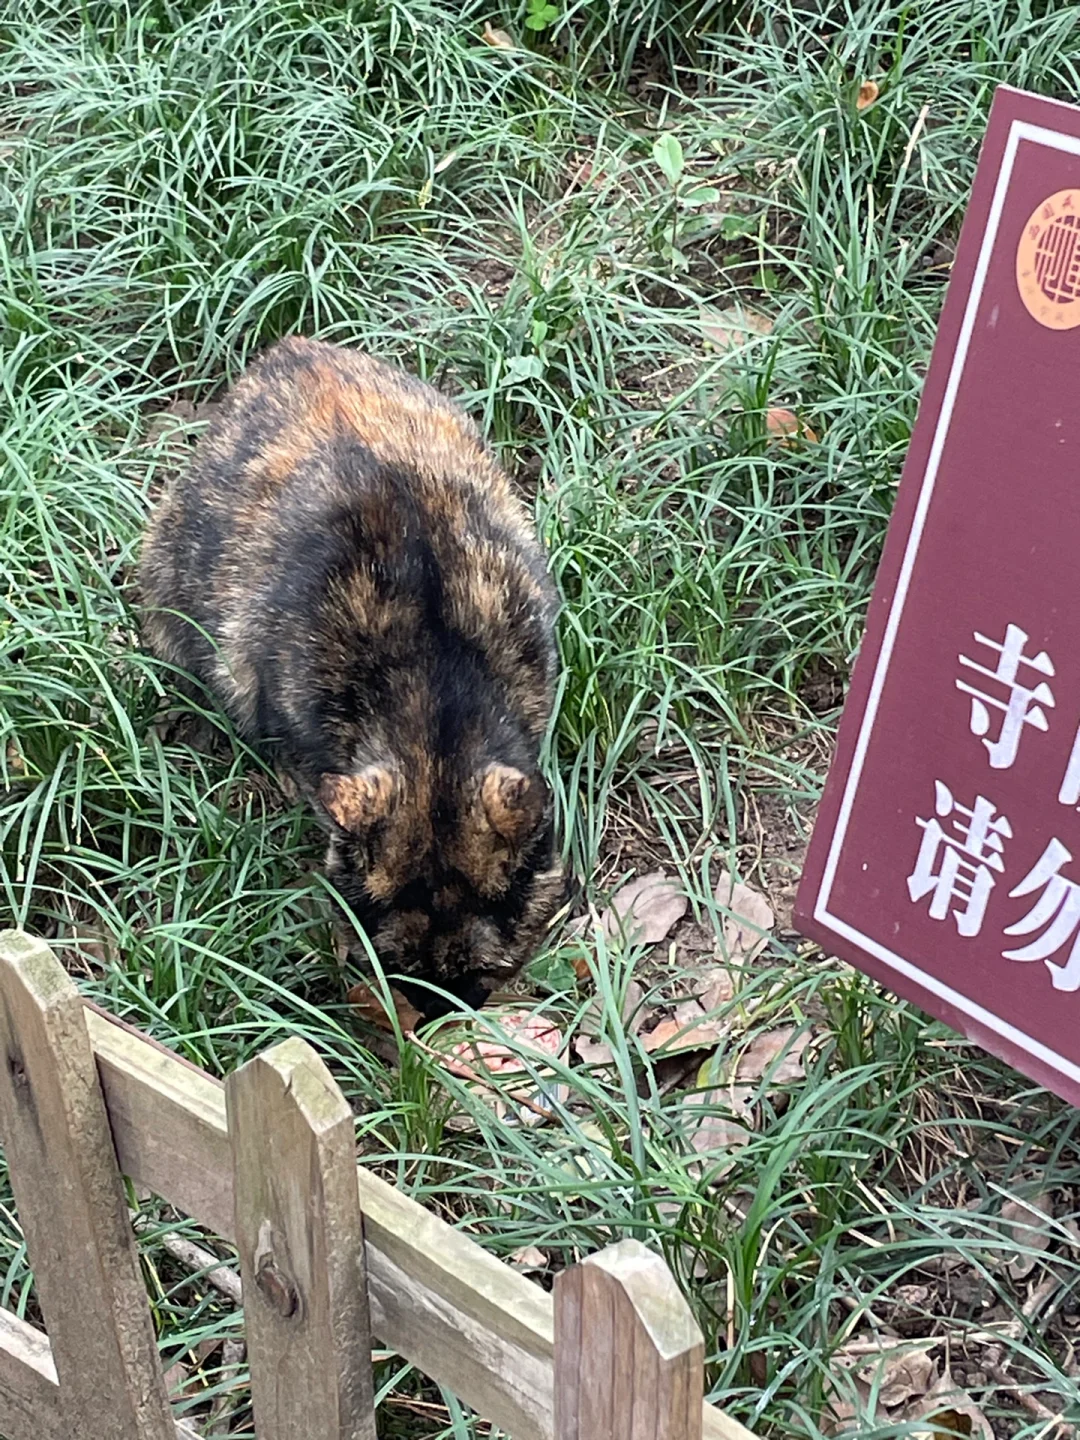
320,761 -> 568,1019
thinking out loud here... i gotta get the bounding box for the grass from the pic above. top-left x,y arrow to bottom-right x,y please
3,0 -> 1080,1433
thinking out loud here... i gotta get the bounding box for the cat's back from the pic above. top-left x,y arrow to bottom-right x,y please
183,335 -> 518,529
139,336 -> 558,742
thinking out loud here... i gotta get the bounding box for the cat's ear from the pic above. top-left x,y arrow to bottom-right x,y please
479,764 -> 544,845
319,766 -> 399,832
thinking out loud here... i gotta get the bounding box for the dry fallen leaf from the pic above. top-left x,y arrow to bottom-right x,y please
699,303 -> 773,352
825,1342 -> 940,1436
765,407 -> 819,445
697,965 -> 735,1010
682,1090 -> 750,1177
481,21 -> 514,47
735,1026 -> 809,1085
568,156 -> 609,190
206,1337 -> 246,1430
569,156 -> 593,188
856,79 -> 880,110
580,980 -> 645,1037
713,869 -> 775,960
193,1337 -> 224,1366
346,982 -> 425,1033
1002,1191 -> 1054,1279
657,923 -> 739,1019
640,1011 -> 725,1055
864,1348 -> 937,1409
160,397 -> 218,427
822,1372 -> 873,1436
921,1411 -> 973,1440
602,871 -> 688,947
878,1352 -> 938,1409
835,1336 -> 944,1428
162,1360 -> 204,1402
509,1245 -> 548,1272
894,1283 -> 932,1308
57,928 -> 112,973
913,1368 -> 992,1440
162,1362 -> 189,1397
554,1120 -> 614,1198
573,1035 -> 616,1066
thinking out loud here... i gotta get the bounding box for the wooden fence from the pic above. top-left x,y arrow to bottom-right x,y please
0,929 -> 757,1440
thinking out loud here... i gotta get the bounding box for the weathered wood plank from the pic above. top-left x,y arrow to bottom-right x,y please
85,996 -> 758,1440
87,1005 -> 234,1240
0,1307 -> 63,1440
359,1207 -> 554,1440
0,932 -> 174,1439
555,1238 -> 704,1440
0,1310 -> 200,1440
702,1407 -> 758,1440
226,1038 -> 376,1440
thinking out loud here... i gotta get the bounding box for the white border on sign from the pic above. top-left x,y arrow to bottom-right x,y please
814,119 -> 1080,1087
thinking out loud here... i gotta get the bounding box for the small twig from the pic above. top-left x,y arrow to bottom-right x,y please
1064,1340 -> 1079,1381
836,1323 -> 1025,1355
131,1212 -> 242,1305
1022,1269 -> 1066,1322
406,1031 -> 558,1124
383,1394 -> 494,1433
719,1192 -> 751,1226
983,1358 -> 1076,1437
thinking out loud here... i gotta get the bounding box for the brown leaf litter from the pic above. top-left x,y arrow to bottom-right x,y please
699,303 -> 773,352
601,870 -> 688,947
825,1340 -> 993,1439
714,868 -> 775,961
1000,1192 -> 1054,1280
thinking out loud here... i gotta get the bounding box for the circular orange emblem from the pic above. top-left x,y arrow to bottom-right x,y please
1016,189 -> 1080,329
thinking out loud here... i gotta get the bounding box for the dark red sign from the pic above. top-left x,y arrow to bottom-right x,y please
794,85 -> 1080,1108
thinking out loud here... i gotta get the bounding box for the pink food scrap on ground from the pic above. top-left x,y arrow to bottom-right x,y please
442,1011 -> 562,1079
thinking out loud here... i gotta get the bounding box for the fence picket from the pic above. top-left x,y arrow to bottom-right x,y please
0,932 -> 175,1439
226,1036 -> 377,1440
554,1238 -> 705,1440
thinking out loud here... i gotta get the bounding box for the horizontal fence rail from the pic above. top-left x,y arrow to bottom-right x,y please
0,931 -> 756,1440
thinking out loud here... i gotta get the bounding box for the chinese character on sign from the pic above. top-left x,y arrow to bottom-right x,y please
907,781 -> 1013,936
1059,723 -> 1080,807
956,623 -> 1055,769
1003,838 -> 1080,992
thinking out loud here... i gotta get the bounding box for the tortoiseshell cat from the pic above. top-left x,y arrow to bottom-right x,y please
139,336 -> 566,1019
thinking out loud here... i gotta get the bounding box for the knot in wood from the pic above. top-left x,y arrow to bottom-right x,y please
255,1254 -> 299,1318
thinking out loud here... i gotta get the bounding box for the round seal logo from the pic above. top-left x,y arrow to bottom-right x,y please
1017,189 -> 1080,329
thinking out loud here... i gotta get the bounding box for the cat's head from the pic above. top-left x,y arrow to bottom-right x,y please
318,760 -> 567,1018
